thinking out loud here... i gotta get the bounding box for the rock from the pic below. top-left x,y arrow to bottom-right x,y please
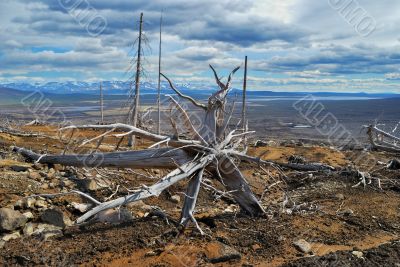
340,209 -> 354,216
46,168 -> 56,179
224,204 -> 237,213
0,240 -> 4,248
15,198 -> 36,209
170,195 -> 180,204
61,179 -> 74,188
293,239 -> 312,254
28,171 -> 42,180
94,208 -> 133,224
70,202 -> 92,213
23,222 -> 34,236
0,208 -> 28,232
41,208 -> 72,228
387,159 -> 400,170
26,198 -> 36,209
206,242 -> 241,263
254,140 -> 268,147
80,179 -> 98,191
33,163 -> 44,170
35,199 -> 48,209
22,212 -> 34,220
1,231 -> 21,241
33,224 -> 63,241
10,165 -> 29,172
352,251 -> 363,258
126,200 -> 152,211
53,164 -> 63,171
41,183 -> 49,190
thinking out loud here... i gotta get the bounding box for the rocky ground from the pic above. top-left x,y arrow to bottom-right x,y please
0,125 -> 399,266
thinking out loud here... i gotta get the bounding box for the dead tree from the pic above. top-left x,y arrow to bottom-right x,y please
13,66 -> 334,232
99,82 -> 104,124
157,11 -> 163,135
128,12 -> 144,147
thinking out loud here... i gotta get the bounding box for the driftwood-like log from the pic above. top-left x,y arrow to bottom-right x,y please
13,146 -> 191,169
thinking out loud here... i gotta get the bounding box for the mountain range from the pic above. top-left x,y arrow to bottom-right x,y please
0,82 -> 398,99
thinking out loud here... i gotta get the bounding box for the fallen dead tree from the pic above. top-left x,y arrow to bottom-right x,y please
366,124 -> 400,153
13,65 -> 334,233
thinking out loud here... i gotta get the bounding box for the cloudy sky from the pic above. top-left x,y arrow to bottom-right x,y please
1,0 -> 400,92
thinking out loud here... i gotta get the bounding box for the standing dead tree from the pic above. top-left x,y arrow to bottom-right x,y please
128,12 -> 144,147
13,65 -> 334,233
365,124 -> 400,153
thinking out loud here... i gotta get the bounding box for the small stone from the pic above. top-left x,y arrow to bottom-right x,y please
224,204 -> 237,213
0,240 -> 4,248
25,198 -> 36,209
33,224 -> 63,241
1,231 -> 21,241
23,222 -> 34,236
33,163 -> 44,170
341,209 -> 354,216
41,230 -> 63,241
0,208 -> 28,231
22,212 -> 34,220
41,183 -> 49,190
35,199 -> 48,209
206,242 -> 241,263
61,179 -> 74,188
80,179 -> 98,191
10,165 -> 29,172
71,202 -> 92,213
94,208 -> 133,224
41,208 -> 72,228
53,164 -> 63,171
170,195 -> 180,204
293,239 -> 312,254
46,168 -> 56,179
352,251 -> 363,258
28,171 -> 42,180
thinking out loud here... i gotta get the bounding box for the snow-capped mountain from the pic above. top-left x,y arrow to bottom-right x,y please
0,81 -> 217,95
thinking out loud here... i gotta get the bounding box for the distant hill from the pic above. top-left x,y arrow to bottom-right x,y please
0,87 -> 32,105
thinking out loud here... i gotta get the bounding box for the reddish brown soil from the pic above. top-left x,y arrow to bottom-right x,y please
0,125 -> 399,266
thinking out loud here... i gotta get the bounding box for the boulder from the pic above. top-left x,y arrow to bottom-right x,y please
1,231 -> 21,241
41,208 -> 72,228
0,208 -> 28,232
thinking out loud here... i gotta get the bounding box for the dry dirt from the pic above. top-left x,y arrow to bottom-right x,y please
0,125 -> 399,266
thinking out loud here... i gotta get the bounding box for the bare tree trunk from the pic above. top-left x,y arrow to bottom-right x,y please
128,12 -> 143,147
242,56 -> 247,131
157,12 -> 163,135
100,82 -> 104,124
13,146 -> 191,169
